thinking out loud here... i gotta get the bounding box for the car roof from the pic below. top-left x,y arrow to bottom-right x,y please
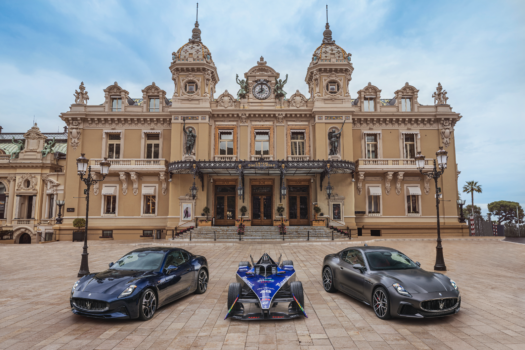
343,246 -> 398,253
131,247 -> 174,253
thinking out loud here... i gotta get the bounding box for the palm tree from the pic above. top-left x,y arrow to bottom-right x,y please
463,181 -> 482,217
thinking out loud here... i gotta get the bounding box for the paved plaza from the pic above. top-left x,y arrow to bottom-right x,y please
1,238 -> 524,350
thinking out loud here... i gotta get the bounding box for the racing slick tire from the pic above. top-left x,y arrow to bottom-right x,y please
227,283 -> 243,314
282,260 -> 293,266
372,287 -> 391,320
239,261 -> 251,268
290,281 -> 304,313
322,266 -> 337,293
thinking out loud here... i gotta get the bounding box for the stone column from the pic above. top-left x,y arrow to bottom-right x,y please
14,196 -> 20,220
6,176 -> 15,225
31,195 -> 37,219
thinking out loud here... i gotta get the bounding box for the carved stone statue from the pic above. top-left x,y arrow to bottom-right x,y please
41,137 -> 56,158
172,52 -> 177,62
11,136 -> 24,159
274,74 -> 288,99
183,117 -> 196,155
73,82 -> 89,104
328,119 -> 345,155
432,83 -> 449,105
235,74 -> 248,99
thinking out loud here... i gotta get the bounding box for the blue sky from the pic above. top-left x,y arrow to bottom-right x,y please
0,0 -> 524,212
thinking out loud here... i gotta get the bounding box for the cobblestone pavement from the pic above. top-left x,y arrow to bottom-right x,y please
1,238 -> 524,350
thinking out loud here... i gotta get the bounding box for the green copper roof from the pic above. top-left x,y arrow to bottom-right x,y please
0,143 -> 67,155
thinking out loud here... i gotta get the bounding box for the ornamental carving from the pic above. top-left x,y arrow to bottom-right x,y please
357,172 -> 365,195
440,119 -> 452,148
74,82 -> 89,105
69,120 -> 82,150
240,113 -> 247,125
142,82 -> 166,112
119,172 -> 128,195
357,82 -> 381,111
7,175 -> 16,188
159,172 -> 168,195
104,82 -> 129,107
385,172 -> 394,195
394,82 -> 419,108
16,174 -> 37,191
424,176 -> 430,195
396,172 -> 404,195
432,83 -> 449,105
129,172 -> 139,196
289,90 -> 307,108
180,74 -> 202,98
217,90 -> 235,108
276,113 -> 284,125
92,173 -> 101,196
41,175 -> 60,194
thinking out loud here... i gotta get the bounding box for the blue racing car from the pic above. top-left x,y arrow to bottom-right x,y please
225,253 -> 307,320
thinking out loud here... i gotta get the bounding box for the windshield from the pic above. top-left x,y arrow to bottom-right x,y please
365,251 -> 418,271
111,251 -> 165,271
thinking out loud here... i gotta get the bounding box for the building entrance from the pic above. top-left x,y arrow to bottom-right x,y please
252,185 -> 273,226
288,185 -> 309,226
215,185 -> 236,226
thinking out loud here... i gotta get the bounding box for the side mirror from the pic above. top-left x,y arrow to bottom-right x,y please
109,262 -> 114,268
165,266 -> 178,274
416,262 -> 421,267
352,264 -> 365,271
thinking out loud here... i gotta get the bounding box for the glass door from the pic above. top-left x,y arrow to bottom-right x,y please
215,186 -> 236,226
288,186 -> 309,226
251,186 -> 273,226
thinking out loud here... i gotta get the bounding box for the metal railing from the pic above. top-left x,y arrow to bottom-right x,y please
357,158 -> 432,167
214,155 -> 237,161
174,230 -> 352,242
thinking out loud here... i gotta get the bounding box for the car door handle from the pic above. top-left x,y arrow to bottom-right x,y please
340,266 -> 344,270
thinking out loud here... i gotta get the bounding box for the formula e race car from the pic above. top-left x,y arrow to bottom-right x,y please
224,253 -> 307,320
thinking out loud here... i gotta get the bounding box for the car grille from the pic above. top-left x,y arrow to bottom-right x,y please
421,298 -> 458,312
72,298 -> 109,312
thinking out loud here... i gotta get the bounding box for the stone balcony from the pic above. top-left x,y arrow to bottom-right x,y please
287,155 -> 310,161
89,158 -> 167,173
250,155 -> 273,161
13,219 -> 34,227
214,155 -> 237,162
356,158 -> 433,172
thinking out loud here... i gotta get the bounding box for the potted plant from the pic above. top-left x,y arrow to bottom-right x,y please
199,206 -> 212,226
203,207 -> 210,221
240,205 -> 248,217
277,205 -> 285,217
72,218 -> 86,242
313,205 -> 321,220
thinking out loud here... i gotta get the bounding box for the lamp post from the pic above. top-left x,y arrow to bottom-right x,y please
56,200 -> 65,224
76,154 -> 110,277
325,164 -> 333,199
416,147 -> 448,271
280,183 -> 287,200
457,199 -> 466,223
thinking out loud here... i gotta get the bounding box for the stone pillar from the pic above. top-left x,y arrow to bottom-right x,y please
31,195 -> 37,219
14,195 -> 20,220
6,176 -> 15,225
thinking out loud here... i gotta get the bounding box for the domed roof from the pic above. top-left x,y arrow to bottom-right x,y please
174,21 -> 213,63
311,23 -> 350,63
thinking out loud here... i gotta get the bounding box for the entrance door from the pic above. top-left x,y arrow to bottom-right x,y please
288,186 -> 309,226
215,185 -> 236,226
19,233 -> 31,244
252,186 -> 273,226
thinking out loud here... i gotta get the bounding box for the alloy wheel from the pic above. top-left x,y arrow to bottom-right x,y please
142,290 -> 157,319
323,268 -> 332,291
373,289 -> 387,318
198,270 -> 208,293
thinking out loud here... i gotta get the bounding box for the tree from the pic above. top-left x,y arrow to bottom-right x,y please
463,205 -> 481,219
73,218 -> 86,229
488,201 -> 524,225
463,181 -> 482,216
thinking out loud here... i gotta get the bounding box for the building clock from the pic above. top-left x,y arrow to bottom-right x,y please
252,82 -> 271,100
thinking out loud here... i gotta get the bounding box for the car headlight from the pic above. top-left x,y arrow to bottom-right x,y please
71,280 -> 80,296
118,285 -> 137,298
392,283 -> 412,297
450,280 -> 458,291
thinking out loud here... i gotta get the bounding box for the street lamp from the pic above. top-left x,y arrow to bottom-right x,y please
280,183 -> 287,200
190,181 -> 198,200
326,179 -> 333,199
457,199 -> 466,223
56,200 -> 65,224
76,154 -> 110,277
416,147 -> 448,271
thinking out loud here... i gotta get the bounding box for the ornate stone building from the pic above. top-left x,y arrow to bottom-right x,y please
0,125 -> 67,243
54,19 -> 466,241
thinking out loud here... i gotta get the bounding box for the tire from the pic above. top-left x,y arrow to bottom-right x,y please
195,269 -> 208,294
138,288 -> 157,321
227,283 -> 242,314
372,287 -> 391,320
282,260 -> 293,266
322,267 -> 337,293
238,261 -> 251,268
290,281 -> 304,313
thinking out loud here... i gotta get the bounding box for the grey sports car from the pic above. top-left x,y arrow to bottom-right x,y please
322,246 -> 460,319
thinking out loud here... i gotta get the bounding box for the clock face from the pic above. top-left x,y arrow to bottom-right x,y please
252,83 -> 271,100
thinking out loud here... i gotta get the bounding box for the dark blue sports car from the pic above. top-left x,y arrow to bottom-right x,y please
70,247 -> 208,320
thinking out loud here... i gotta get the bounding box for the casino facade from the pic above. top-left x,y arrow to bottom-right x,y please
51,18 -> 467,241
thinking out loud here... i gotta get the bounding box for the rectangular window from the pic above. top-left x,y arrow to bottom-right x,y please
144,195 -> 156,214
101,230 -> 113,238
142,230 -> 153,237
407,195 -> 419,214
219,131 -> 234,155
366,134 -> 378,159
255,131 -> 270,156
368,187 -> 381,214
104,195 -> 116,214
145,134 -> 160,159
404,134 -> 416,159
107,134 -> 121,159
47,194 -> 54,219
186,83 -> 196,94
291,131 -> 305,156
401,97 -> 412,112
364,97 -> 375,112
149,98 -> 160,112
111,98 -> 122,112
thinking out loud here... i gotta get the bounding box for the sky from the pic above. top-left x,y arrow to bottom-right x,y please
0,0 -> 524,213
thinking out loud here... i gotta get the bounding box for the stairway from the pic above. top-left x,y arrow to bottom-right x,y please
172,225 -> 348,241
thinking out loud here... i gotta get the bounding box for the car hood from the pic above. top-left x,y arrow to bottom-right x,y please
78,269 -> 155,295
379,269 -> 454,293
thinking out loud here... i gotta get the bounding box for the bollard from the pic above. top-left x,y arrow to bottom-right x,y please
307,231 -> 310,241
190,231 -> 192,241
214,231 -> 216,241
172,229 -> 174,240
332,230 -> 334,241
